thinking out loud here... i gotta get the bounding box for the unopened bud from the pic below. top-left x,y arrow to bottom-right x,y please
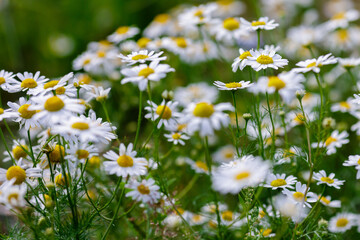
161,90 -> 174,101
322,117 -> 335,129
243,113 -> 252,120
296,89 -> 306,101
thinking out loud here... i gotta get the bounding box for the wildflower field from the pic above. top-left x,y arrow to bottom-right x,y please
1,0 -> 360,239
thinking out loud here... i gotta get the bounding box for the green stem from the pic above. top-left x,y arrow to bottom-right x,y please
231,91 -> 241,157
265,92 -> 276,160
134,90 -> 143,148
257,30 -> 261,50
346,68 -> 358,91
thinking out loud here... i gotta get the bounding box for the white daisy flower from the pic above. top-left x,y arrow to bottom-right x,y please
338,57 -> 360,69
213,80 -> 253,91
312,130 -> 349,155
274,195 -> 308,223
313,170 -> 345,189
29,95 -> 85,125
103,143 -> 147,177
72,52 -> 95,72
119,50 -> 166,65
325,10 -> 359,30
249,71 -> 304,104
328,213 -> 356,233
212,145 -> 238,163
182,101 -> 234,137
65,142 -> 98,164
10,71 -> 48,93
343,155 -> 360,179
212,155 -> 269,194
263,173 -> 297,190
315,194 -> 341,208
125,178 -> 160,204
247,49 -> 288,71
164,132 -> 190,146
286,110 -> 316,128
219,209 -> 244,227
282,182 -> 317,208
107,26 -> 139,44
331,98 -> 359,113
7,97 -> 41,130
143,13 -> 175,38
210,17 -> 249,44
241,16 -> 279,31
53,115 -> 116,144
178,4 -> 216,30
212,0 -> 246,18
0,70 -> 17,92
29,72 -> 74,96
174,82 -> 218,107
161,37 -> 193,58
144,100 -> 181,129
188,212 -> 208,226
0,159 -> 42,185
3,139 -> 32,163
185,158 -> 209,174
0,179 -> 27,209
256,228 -> 276,238
274,146 -> 302,165
121,61 -> 174,91
86,86 -> 111,102
292,53 -> 338,73
0,106 -> 18,121
232,48 -> 253,72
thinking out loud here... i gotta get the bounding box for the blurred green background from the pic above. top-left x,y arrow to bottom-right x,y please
0,0 -> 205,77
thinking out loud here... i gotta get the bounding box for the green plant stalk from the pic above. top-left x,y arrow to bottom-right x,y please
134,90 -> 143,148
231,91 -> 241,157
314,72 -> 324,163
265,92 -> 276,160
253,96 -> 265,159
346,68 -> 358,91
257,30 -> 261,50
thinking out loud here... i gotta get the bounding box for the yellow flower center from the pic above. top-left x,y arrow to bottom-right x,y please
256,55 -> 274,64
8,193 -> 19,202
193,102 -> 214,118
117,155 -> 134,167
224,151 -> 233,159
337,29 -> 349,42
225,82 -> 242,89
44,80 -> 59,89
176,207 -> 185,215
172,133 -> 181,140
18,104 -> 37,119
175,37 -> 187,48
194,10 -> 204,19
294,113 -> 305,124
116,26 -> 129,34
0,77 -> 5,85
336,218 -> 349,227
44,96 -> 65,112
56,87 -> 66,95
154,13 -> 170,23
320,177 -> 334,184
177,123 -> 187,131
332,12 -> 345,20
79,75 -> 91,85
192,215 -> 201,222
6,166 -> 26,185
0,108 -> 3,114
235,171 -> 250,180
221,210 -> 233,221
339,101 -> 350,109
283,149 -> 295,158
252,21 -> 266,26
262,229 -> 272,237
49,145 -> 65,163
12,145 -> 28,160
306,62 -> 317,68
71,122 -> 89,130
320,196 -> 331,205
358,158 -> 360,165
83,59 -> 91,65
138,67 -> 155,78
293,192 -> 305,201
267,76 -> 285,90
55,173 -> 69,186
88,156 -> 101,168
132,55 -> 148,61
325,136 -> 337,146
259,210 -> 266,218
195,161 -> 208,171
76,149 -> 90,159
137,37 -> 152,48
223,18 -> 240,31
21,78 -> 38,89
217,0 -> 233,5
155,105 -> 172,119
97,51 -> 106,58
209,221 -> 217,229
137,184 -> 150,195
239,51 -> 252,60
270,179 -> 287,187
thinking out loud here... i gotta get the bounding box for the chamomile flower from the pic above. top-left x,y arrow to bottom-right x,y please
316,194 -> 341,208
313,170 -> 345,189
219,209 -> 243,227
263,173 -> 297,190
73,52 -> 95,72
212,145 -> 238,163
212,156 -> 269,194
210,17 -> 248,44
103,143 -> 147,177
0,159 -> 42,185
121,61 -> 174,91
331,98 -> 359,113
65,142 -> 98,164
119,50 -> 166,65
274,195 -> 308,223
188,213 -> 208,226
0,107 -> 18,121
143,13 -> 175,38
247,49 -> 288,71
3,139 -> 31,163
343,155 -> 360,179
174,83 -> 218,107
107,26 -> 139,43
144,100 -> 181,129
338,57 -> 360,69
7,97 -> 41,130
164,132 -> 190,145
232,48 -> 253,71
29,95 -> 85,125
282,182 -> 317,208
213,80 -> 253,91
292,53 -> 338,73
54,115 -> 116,144
10,71 -> 48,93
185,158 -> 209,174
328,213 -> 356,233
86,86 -> 111,102
325,10 -> 359,30
29,72 -> 74,96
212,0 -> 246,18
125,178 -> 160,204
241,17 -> 279,31
313,130 -> 349,155
0,70 -> 16,92
0,180 -> 27,209
178,4 -> 216,30
182,102 -> 234,137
